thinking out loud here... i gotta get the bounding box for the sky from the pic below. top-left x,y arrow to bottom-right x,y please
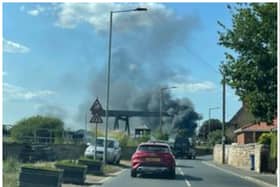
2,2 -> 242,130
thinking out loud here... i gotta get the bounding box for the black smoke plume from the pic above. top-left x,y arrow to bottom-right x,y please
73,3 -> 202,135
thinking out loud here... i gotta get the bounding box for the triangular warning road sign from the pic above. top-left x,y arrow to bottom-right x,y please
90,98 -> 104,115
90,114 -> 103,124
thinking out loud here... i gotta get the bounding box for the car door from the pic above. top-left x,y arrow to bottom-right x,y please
114,141 -> 121,159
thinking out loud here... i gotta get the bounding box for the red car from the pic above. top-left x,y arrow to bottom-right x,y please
130,142 -> 176,179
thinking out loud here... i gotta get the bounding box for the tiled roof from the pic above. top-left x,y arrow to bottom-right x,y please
228,105 -> 256,128
234,118 -> 277,133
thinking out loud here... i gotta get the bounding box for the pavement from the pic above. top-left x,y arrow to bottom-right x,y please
62,160 -> 130,187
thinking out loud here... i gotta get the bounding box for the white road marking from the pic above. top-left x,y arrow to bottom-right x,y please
177,167 -> 191,187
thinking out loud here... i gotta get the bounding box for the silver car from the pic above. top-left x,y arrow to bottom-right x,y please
84,137 -> 121,164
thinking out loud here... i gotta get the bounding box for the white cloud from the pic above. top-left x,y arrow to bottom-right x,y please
3,83 -> 55,100
27,9 -> 40,16
20,5 -> 25,12
27,5 -> 45,16
172,81 -> 216,93
54,3 -> 172,32
3,38 -> 30,54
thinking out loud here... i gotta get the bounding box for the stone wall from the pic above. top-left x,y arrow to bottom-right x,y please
51,144 -> 87,160
3,142 -> 86,161
3,142 -> 137,161
213,143 -> 264,173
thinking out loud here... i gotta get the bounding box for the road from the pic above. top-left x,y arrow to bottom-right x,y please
100,156 -> 265,187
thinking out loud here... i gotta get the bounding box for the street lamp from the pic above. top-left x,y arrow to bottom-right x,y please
159,86 -> 177,134
208,107 -> 220,140
104,7 -> 148,164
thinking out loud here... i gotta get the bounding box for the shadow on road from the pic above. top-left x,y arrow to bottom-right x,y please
118,163 -> 130,169
177,174 -> 203,181
176,164 -> 194,168
83,182 -> 102,186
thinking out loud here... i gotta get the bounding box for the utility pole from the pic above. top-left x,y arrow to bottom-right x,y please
159,89 -> 162,134
85,112 -> 87,132
208,107 -> 220,141
104,8 -> 148,164
222,71 -> 226,164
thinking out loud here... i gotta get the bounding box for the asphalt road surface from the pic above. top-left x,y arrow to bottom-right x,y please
101,155 -> 265,187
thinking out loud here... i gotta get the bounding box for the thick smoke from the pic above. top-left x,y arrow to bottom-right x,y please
60,3 -> 202,134
133,90 -> 201,135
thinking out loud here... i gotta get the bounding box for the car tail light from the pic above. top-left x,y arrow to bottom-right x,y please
162,153 -> 175,165
132,154 -> 144,162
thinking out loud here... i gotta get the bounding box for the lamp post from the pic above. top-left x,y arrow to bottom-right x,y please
159,86 -> 177,134
104,7 -> 147,164
208,107 -> 220,140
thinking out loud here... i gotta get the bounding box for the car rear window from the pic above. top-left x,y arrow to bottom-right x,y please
96,139 -> 115,148
138,145 -> 170,153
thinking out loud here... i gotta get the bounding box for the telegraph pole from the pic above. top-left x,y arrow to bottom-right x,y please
222,67 -> 226,164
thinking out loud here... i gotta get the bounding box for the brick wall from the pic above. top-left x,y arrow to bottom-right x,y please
213,143 -> 264,173
237,134 -> 245,144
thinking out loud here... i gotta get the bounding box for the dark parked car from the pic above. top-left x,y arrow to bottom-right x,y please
131,142 -> 176,179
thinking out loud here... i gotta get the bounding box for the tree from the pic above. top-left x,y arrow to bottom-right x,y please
218,3 -> 277,122
10,115 -> 64,143
198,119 -> 222,140
208,130 -> 222,146
153,129 -> 169,141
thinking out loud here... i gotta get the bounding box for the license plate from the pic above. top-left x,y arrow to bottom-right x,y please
145,157 -> 160,162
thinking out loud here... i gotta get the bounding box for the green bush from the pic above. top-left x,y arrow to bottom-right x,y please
257,133 -> 272,145
153,129 -> 169,141
89,128 -> 105,138
270,133 -> 277,159
3,159 -> 21,187
56,160 -> 87,169
109,131 -> 150,147
207,130 -> 222,146
10,115 -> 64,143
109,131 -> 129,147
136,134 -> 150,143
79,157 -> 103,164
3,158 -> 20,173
126,138 -> 139,147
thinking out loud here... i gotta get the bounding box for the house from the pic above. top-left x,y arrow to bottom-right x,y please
234,118 -> 277,144
226,104 -> 257,142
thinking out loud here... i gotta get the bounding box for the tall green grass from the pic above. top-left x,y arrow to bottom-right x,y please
3,158 -> 21,187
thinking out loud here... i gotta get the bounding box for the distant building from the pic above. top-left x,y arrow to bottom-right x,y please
134,124 -> 151,138
234,118 -> 277,144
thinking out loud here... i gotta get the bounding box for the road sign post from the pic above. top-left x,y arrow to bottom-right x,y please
95,122 -> 97,160
89,98 -> 104,161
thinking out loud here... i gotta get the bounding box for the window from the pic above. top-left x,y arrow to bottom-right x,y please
138,145 -> 170,153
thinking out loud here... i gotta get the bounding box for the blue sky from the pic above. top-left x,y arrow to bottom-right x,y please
2,2 -> 241,130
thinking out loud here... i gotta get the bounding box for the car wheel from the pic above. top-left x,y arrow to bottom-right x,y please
131,169 -> 137,178
168,169 -> 176,179
116,158 -> 120,165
